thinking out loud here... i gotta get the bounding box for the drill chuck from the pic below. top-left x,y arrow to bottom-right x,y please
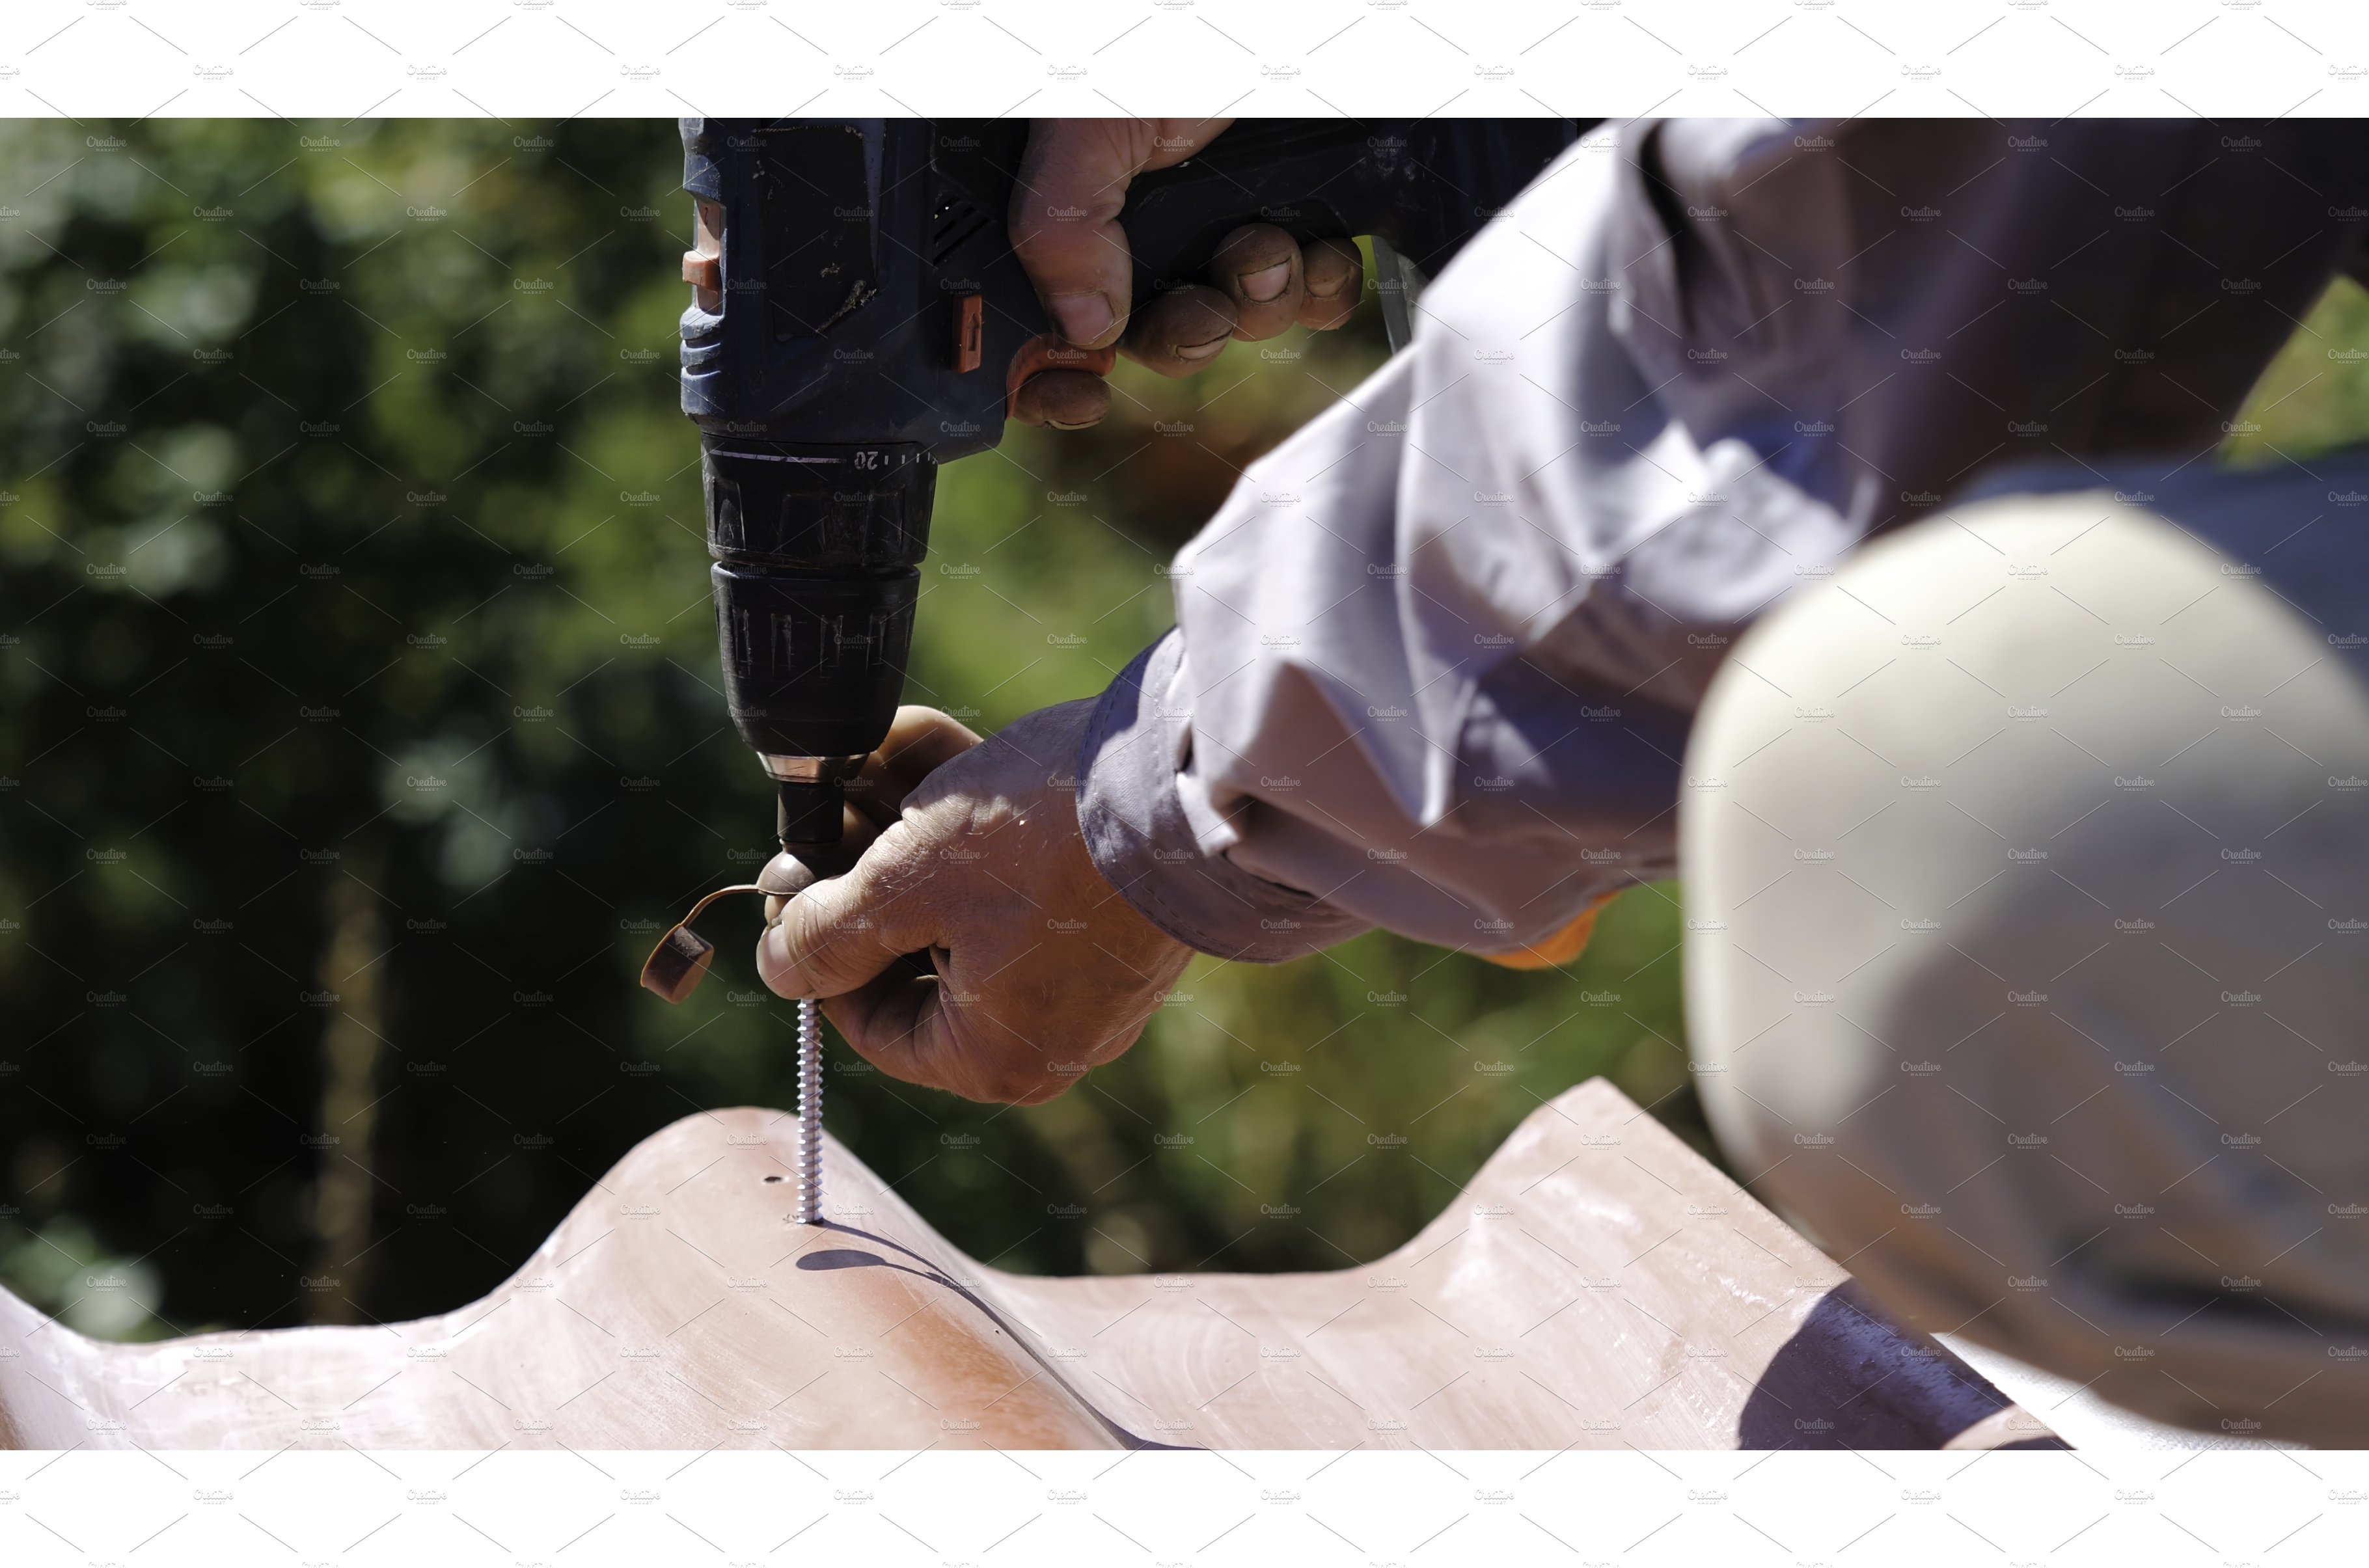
709,556 -> 920,759
700,433 -> 933,844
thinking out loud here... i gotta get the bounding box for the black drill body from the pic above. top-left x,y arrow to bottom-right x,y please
677,118 -> 1580,850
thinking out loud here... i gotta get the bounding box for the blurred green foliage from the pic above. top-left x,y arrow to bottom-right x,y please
0,118 -> 1699,1337
2223,274 -> 2369,464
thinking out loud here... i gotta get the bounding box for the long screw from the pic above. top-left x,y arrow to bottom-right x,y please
794,997 -> 823,1224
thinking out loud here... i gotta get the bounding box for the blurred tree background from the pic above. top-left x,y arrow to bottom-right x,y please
0,118 -> 1705,1340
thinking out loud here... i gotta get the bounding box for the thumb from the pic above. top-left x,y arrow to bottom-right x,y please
756,842 -> 939,1001
1009,118 -> 1231,350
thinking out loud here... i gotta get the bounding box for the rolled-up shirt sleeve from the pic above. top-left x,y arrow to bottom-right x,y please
1077,630 -> 1374,961
1078,117 -> 2368,962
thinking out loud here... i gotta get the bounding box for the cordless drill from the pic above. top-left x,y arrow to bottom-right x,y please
676,118 -> 1579,861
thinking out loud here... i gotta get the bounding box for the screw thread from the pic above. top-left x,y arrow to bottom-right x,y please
794,997 -> 823,1225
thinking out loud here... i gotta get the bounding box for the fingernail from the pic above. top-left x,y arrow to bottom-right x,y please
1049,292 -> 1114,345
1237,261 -> 1292,303
1173,337 -> 1227,364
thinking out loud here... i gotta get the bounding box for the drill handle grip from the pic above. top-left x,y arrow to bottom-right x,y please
1112,119 -> 1580,310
